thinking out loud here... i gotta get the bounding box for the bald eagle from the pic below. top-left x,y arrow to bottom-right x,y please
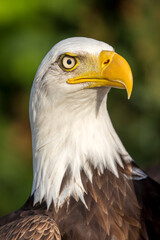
0,37 -> 160,240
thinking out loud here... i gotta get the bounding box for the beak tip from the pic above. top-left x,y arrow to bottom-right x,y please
128,94 -> 131,100
126,73 -> 133,100
127,85 -> 133,99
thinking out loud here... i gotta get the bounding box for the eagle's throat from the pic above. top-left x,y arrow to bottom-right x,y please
30,87 -> 132,209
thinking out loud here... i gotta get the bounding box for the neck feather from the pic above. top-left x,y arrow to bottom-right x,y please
30,88 -> 132,210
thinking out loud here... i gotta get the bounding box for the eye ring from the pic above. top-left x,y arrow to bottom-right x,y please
60,55 -> 78,71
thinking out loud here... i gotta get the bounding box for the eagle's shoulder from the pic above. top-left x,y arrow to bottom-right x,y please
54,160 -> 160,240
0,210 -> 61,240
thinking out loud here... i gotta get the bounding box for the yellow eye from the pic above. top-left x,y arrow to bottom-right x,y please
61,55 -> 78,71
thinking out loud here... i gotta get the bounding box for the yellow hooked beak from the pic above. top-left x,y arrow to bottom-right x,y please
67,51 -> 133,99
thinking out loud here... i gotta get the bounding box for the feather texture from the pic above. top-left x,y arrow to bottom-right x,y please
0,161 -> 160,240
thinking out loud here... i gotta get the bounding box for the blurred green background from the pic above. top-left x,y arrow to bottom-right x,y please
0,0 -> 160,216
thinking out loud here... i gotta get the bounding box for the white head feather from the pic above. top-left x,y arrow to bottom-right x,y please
29,37 -> 133,210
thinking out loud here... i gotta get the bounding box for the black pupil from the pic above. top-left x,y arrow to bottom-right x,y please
67,59 -> 72,65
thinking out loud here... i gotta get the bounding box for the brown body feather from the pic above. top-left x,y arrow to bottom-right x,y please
0,214 -> 61,240
0,160 -> 160,240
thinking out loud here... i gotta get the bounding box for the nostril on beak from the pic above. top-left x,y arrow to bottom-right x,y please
104,59 -> 110,65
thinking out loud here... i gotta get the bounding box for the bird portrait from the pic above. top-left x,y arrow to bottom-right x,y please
0,37 -> 159,240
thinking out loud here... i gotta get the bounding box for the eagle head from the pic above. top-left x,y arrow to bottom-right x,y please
29,37 -> 133,209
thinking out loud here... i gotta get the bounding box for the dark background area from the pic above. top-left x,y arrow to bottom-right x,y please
0,0 -> 160,216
